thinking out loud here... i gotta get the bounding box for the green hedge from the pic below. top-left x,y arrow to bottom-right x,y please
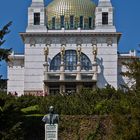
0,87 -> 140,140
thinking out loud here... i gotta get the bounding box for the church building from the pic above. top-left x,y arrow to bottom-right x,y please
7,0 -> 136,96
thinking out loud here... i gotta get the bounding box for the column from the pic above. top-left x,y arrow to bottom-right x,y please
76,45 -> 82,81
76,84 -> 82,93
60,84 -> 65,95
60,45 -> 65,81
92,45 -> 98,81
44,84 -> 49,96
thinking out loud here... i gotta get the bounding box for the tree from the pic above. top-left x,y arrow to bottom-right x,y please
0,22 -> 12,90
0,76 -> 7,92
0,21 -> 12,62
121,57 -> 140,90
0,94 -> 24,140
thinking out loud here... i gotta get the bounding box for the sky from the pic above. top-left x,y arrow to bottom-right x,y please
0,0 -> 140,78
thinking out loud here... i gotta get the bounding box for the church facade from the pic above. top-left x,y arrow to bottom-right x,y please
7,0 -> 136,96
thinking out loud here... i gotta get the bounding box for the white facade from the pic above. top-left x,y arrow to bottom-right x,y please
7,55 -> 24,95
7,0 -> 135,96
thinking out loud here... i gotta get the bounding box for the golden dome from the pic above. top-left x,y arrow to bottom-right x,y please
46,0 -> 96,29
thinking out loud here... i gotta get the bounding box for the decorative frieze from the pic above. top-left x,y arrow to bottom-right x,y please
60,38 -> 67,46
29,38 -> 36,46
45,38 -> 52,46
76,38 -> 83,46
91,38 -> 97,46
106,38 -> 113,46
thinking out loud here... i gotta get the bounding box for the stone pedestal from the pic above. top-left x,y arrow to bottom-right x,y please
76,62 -> 81,81
92,73 -> 97,81
76,72 -> 81,81
60,73 -> 65,81
44,63 -> 49,81
45,124 -> 58,140
60,63 -> 65,81
44,63 -> 49,72
44,85 -> 49,95
44,71 -> 49,81
92,63 -> 98,80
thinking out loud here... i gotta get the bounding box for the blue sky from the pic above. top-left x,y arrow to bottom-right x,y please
0,0 -> 140,78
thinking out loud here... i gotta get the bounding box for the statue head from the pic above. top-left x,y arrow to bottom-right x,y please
49,106 -> 54,114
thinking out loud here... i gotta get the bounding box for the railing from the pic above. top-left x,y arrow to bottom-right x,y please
44,71 -> 97,82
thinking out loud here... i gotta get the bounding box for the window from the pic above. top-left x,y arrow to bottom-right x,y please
65,50 -> 77,70
34,13 -> 40,25
60,15 -> 64,28
81,54 -> 92,70
50,50 -> 92,71
102,12 -> 108,25
89,17 -> 92,29
70,15 -> 74,29
80,16 -> 83,28
50,54 -> 61,70
52,17 -> 55,29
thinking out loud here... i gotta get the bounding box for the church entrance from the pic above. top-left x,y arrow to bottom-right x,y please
45,81 -> 96,95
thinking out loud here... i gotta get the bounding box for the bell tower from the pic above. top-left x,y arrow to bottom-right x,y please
26,0 -> 47,32
95,0 -> 116,32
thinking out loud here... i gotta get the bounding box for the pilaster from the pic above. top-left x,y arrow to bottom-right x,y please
60,46 -> 65,81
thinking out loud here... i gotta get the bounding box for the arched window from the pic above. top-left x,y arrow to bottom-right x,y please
50,50 -> 92,71
50,53 -> 61,70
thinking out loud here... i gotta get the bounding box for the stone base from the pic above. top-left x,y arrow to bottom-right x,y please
45,124 -> 58,140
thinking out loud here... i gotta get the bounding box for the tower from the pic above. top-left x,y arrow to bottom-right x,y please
26,0 -> 47,32
23,0 -> 47,95
95,0 -> 116,32
95,0 -> 119,88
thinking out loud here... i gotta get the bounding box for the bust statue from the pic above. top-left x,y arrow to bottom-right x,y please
42,106 -> 59,125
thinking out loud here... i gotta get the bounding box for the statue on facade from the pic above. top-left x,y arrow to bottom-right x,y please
60,46 -> 65,62
76,46 -> 81,62
92,45 -> 97,61
44,47 -> 49,62
42,106 -> 59,125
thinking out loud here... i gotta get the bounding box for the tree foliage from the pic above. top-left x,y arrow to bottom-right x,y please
0,22 -> 12,91
0,76 -> 7,92
0,93 -> 24,140
0,86 -> 140,139
121,58 -> 140,90
0,21 -> 12,62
